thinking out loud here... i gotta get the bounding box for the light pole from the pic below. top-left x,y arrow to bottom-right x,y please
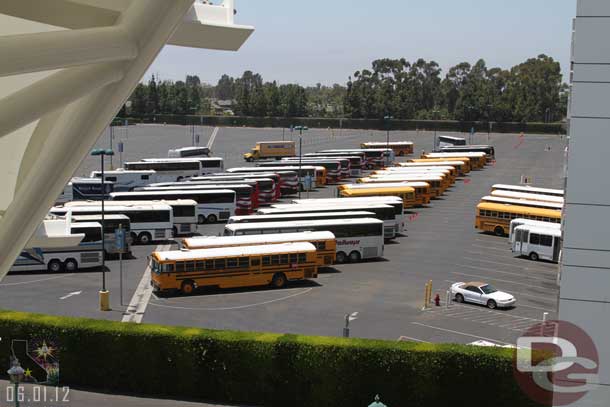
432,109 -> 440,149
91,148 -> 114,311
294,125 -> 308,198
487,104 -> 493,144
7,357 -> 24,407
384,115 -> 393,167
343,311 -> 359,338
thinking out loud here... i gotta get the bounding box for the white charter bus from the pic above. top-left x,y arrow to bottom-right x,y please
71,214 -> 132,255
50,204 -> 173,244
438,135 -> 466,147
11,222 -> 103,273
491,184 -> 564,198
91,169 -> 160,191
110,190 -> 236,224
508,218 -> 562,244
141,157 -> 224,175
67,199 -> 197,237
512,225 -> 562,262
124,160 -> 201,181
168,146 -> 210,158
224,218 -> 384,263
261,203 -> 400,239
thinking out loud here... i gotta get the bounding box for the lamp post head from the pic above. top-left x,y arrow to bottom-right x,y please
7,358 -> 24,384
91,148 -> 114,156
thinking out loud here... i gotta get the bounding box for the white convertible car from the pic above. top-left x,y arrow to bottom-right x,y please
450,282 -> 516,309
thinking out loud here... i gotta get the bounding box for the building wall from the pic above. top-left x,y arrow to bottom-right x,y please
559,0 -> 610,405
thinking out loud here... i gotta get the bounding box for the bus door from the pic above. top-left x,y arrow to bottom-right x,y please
553,237 -> 561,262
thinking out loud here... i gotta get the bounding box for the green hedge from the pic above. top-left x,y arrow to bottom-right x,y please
0,310 -> 546,407
115,115 -> 566,135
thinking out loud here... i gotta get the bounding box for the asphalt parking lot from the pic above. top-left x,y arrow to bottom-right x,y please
0,124 -> 566,345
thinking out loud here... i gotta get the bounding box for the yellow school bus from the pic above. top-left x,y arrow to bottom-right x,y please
182,231 -> 336,266
372,168 -> 455,187
398,161 -> 469,176
338,182 -> 431,206
475,201 -> 562,236
409,158 -> 471,175
361,173 -> 449,197
360,141 -> 414,156
150,242 -> 318,294
423,153 -> 486,169
339,185 -> 417,208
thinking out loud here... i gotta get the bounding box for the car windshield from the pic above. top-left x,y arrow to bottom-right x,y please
480,284 -> 498,294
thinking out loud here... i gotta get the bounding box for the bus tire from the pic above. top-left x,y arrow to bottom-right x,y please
348,251 -> 361,263
138,232 -> 152,245
455,293 -> 464,303
177,176 -> 183,181
130,232 -> 138,243
64,258 -> 78,272
529,252 -> 539,261
271,273 -> 287,289
207,214 -> 218,223
198,215 -> 205,224
494,226 -> 505,236
336,251 -> 347,264
48,259 -> 64,273
181,280 -> 195,295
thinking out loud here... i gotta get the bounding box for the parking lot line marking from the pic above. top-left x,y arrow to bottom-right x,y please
411,322 -> 512,345
0,274 -> 70,286
149,287 -> 314,311
471,244 -> 509,252
122,244 -> 169,324
451,272 -> 553,290
461,256 -> 557,274
397,335 -> 427,343
456,263 -> 556,282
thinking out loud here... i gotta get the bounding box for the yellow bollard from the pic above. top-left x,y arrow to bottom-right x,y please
427,280 -> 433,306
422,282 -> 430,310
99,290 -> 111,311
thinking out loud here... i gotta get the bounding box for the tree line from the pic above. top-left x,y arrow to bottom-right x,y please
124,54 -> 568,123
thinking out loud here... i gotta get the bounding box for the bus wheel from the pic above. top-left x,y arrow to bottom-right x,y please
348,251 -> 361,263
494,226 -> 505,236
336,252 -> 347,264
181,280 -> 195,295
64,259 -> 78,272
48,260 -> 63,273
271,273 -> 287,289
198,215 -> 205,224
529,252 -> 539,261
207,214 -> 218,223
138,232 -> 152,245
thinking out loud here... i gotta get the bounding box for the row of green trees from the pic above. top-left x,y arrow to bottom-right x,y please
125,54 -> 568,122
345,55 -> 568,122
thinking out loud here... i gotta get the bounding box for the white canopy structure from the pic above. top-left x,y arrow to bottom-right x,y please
0,0 -> 253,279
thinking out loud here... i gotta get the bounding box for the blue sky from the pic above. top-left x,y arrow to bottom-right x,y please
146,0 -> 576,86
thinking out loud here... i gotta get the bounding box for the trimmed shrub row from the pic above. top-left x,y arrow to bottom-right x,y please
114,115 -> 566,135
0,310 -> 546,407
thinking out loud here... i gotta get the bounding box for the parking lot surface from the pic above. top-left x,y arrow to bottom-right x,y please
0,125 -> 566,345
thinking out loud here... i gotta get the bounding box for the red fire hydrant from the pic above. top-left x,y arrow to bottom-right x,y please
434,293 -> 441,307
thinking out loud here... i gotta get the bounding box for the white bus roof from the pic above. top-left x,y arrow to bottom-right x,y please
424,152 -> 486,158
492,184 -> 564,196
185,231 -> 336,249
249,165 -> 323,171
191,174 -> 275,180
230,211 -> 374,222
65,199 -> 197,207
110,190 -> 235,199
291,196 -> 402,204
91,169 -> 156,175
69,177 -> 114,184
320,148 -> 392,153
170,146 -> 209,152
438,135 -> 466,140
72,214 -> 130,220
263,204 -> 393,213
399,161 -> 466,166
71,222 -> 102,229
514,224 -> 562,237
52,203 -> 172,212
226,167 -> 298,173
225,217 -> 382,232
366,175 -> 444,181
490,190 -> 564,204
138,184 -> 251,191
384,166 -> 454,171
342,182 -> 430,189
511,218 -> 561,229
155,242 -> 316,262
141,157 -> 223,162
376,169 -> 450,175
481,196 -> 563,210
362,141 -> 413,145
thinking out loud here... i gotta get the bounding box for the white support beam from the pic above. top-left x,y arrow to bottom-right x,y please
0,64 -> 125,139
0,26 -> 138,77
0,0 -> 196,279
